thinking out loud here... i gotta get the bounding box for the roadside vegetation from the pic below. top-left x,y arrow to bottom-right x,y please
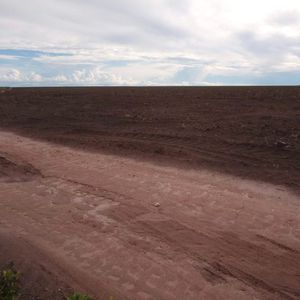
0,264 -> 20,300
0,264 -> 95,300
67,293 -> 93,300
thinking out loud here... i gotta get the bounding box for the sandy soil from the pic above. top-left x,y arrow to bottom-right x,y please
0,130 -> 299,299
0,87 -> 299,299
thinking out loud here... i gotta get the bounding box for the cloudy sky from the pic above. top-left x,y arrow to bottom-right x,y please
1,0 -> 300,86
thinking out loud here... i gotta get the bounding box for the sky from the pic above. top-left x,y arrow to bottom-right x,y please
0,0 -> 300,86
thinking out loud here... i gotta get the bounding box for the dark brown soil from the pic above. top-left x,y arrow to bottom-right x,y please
0,86 -> 299,191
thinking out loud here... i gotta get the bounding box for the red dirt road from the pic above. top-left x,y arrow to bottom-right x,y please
0,130 -> 299,299
0,87 -> 299,299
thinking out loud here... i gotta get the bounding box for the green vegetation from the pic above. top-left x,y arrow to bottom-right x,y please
0,264 -> 96,300
67,293 -> 93,300
0,265 -> 20,300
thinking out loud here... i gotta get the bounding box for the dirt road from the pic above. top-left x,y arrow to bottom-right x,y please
0,129 -> 299,299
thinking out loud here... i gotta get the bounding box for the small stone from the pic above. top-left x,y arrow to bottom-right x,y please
275,140 -> 288,149
154,202 -> 160,207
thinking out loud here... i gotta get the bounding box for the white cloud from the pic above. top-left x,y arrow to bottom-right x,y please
1,69 -> 22,81
0,0 -> 300,85
0,68 -> 44,83
53,75 -> 68,82
0,66 -> 137,86
0,54 -> 18,60
71,67 -> 137,85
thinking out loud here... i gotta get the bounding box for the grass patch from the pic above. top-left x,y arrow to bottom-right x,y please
67,293 -> 93,300
0,263 -> 97,300
0,263 -> 20,300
